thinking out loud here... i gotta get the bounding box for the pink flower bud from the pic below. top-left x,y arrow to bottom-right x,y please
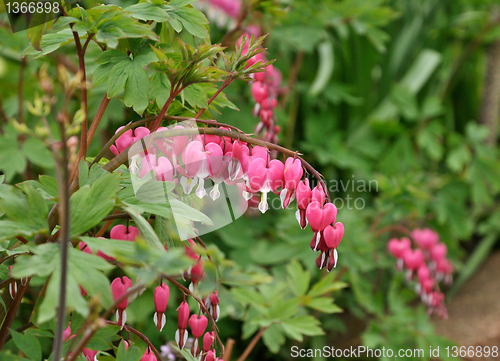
202,331 -> 215,352
177,301 -> 190,329
311,183 -> 325,205
154,283 -> 170,313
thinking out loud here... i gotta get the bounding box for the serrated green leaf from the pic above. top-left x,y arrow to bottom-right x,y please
169,6 -> 209,38
10,330 -> 42,361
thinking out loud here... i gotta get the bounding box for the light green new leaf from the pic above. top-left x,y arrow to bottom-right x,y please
281,315 -> 324,339
262,324 -> 286,353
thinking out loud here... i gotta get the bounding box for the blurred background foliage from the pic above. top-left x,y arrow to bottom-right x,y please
1,0 -> 500,360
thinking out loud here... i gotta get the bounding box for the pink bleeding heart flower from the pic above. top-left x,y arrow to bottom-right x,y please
202,331 -> 215,353
111,276 -> 133,327
261,98 -> 277,110
402,249 -> 424,280
311,183 -> 326,206
417,265 -> 431,284
139,154 -> 174,182
323,222 -> 344,270
83,349 -> 98,361
411,228 -> 439,249
247,158 -> 284,213
280,157 -> 303,209
205,291 -> 220,322
63,323 -> 73,341
189,314 -> 208,357
387,237 -> 411,259
176,301 -> 190,350
306,201 -> 337,251
251,82 -> 268,103
420,277 -> 435,295
178,140 -> 207,195
190,262 -> 204,292
141,347 -> 157,361
205,142 -> 227,200
154,283 -> 170,332
79,242 -> 92,255
295,178 -> 312,229
430,243 -> 447,262
249,146 -> 269,162
324,222 -> 344,249
205,350 -> 216,361
110,126 -> 151,156
110,225 -> 139,242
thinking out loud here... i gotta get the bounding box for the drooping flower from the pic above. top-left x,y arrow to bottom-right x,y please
188,314 -> 208,357
387,237 -> 411,270
139,154 -> 174,182
247,157 -> 284,213
295,179 -> 312,229
140,347 -> 157,361
280,157 -> 303,209
110,225 -> 139,242
154,283 -> 170,332
83,349 -> 98,361
175,301 -> 190,350
111,276 -> 133,328
110,126 -> 151,156
411,228 -> 439,249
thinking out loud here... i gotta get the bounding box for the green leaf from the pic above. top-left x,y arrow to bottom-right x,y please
262,324 -> 286,353
107,59 -> 131,98
305,297 -> 343,313
116,341 -> 142,361
168,6 -> 209,38
183,84 -> 208,109
21,138 -> 54,169
28,23 -> 47,51
281,315 -> 324,339
124,62 -> 150,114
124,207 -> 163,249
124,2 -> 170,22
69,173 -> 121,237
149,72 -> 171,108
308,272 -> 347,298
286,260 -> 310,296
10,330 -> 42,361
0,183 -> 48,240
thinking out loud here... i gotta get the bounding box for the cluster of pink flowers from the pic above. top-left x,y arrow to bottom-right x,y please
238,33 -> 283,145
388,228 -> 453,318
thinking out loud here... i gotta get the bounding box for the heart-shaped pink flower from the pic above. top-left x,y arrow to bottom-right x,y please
111,276 -> 133,310
306,201 -> 337,232
251,82 -> 268,103
139,154 -> 174,182
323,222 -> 344,249
188,314 -> 208,339
111,126 -> 151,156
411,228 -> 439,249
403,249 -> 424,270
311,183 -> 325,206
430,243 -> 447,262
110,225 -> 139,242
280,157 -> 303,209
387,237 -> 411,259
